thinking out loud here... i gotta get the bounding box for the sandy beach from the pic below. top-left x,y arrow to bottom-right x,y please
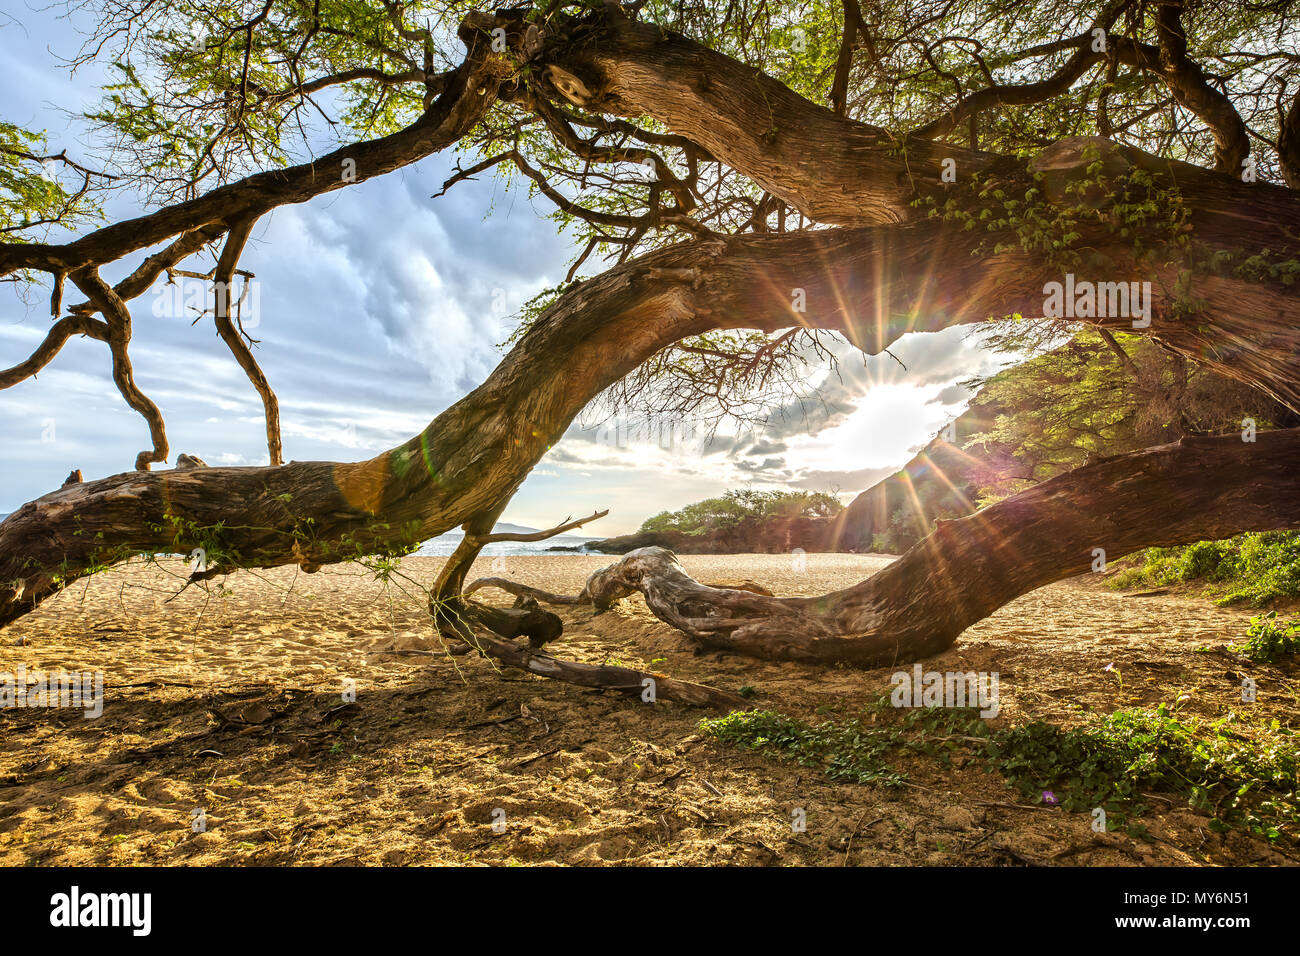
0,552 -> 1294,866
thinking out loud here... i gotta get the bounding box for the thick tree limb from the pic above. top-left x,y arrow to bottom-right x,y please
534,6 -> 994,224
474,429 -> 1300,667
1153,1 -> 1250,175
534,4 -> 1284,234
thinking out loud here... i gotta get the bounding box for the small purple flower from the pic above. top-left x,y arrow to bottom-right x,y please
1042,790 -> 1059,805
1103,662 -> 1115,672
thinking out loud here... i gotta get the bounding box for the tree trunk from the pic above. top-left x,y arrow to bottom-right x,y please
2,188 -> 1299,626
3,7 -> 1300,660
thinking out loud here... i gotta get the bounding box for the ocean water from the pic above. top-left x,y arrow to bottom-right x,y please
415,532 -> 597,557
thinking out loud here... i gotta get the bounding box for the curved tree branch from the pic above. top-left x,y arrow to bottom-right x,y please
0,313 -> 110,388
0,28 -> 503,278
70,268 -> 169,471
911,31 -> 1160,140
532,6 -> 995,224
1153,0 -> 1250,174
211,217 -> 283,466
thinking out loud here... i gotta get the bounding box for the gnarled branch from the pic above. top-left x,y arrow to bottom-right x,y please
69,268 -> 169,471
211,217 -> 283,466
1154,0 -> 1250,174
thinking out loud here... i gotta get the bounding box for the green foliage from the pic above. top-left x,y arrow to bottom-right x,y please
870,506 -> 916,555
67,0 -> 435,200
705,700 -> 1300,843
960,329 -> 1291,501
986,705 -> 1300,842
702,708 -> 908,786
1219,534 -> 1300,605
701,699 -> 988,787
1199,247 -> 1300,288
861,318 -> 1285,548
337,519 -> 424,563
1181,539 -> 1236,581
866,315 -> 1290,556
916,150 -> 1192,287
1109,532 -> 1300,606
146,513 -> 242,570
639,488 -> 842,536
1230,612 -> 1300,664
0,121 -> 103,241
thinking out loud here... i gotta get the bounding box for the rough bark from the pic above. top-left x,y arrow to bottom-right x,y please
535,8 -> 993,224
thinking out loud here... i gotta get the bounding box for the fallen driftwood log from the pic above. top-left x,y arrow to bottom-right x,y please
429,510 -> 747,709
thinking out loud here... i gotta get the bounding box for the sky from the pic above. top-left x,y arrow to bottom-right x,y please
0,3 -> 1003,536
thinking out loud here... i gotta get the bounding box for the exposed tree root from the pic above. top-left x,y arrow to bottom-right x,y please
465,577 -> 592,606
